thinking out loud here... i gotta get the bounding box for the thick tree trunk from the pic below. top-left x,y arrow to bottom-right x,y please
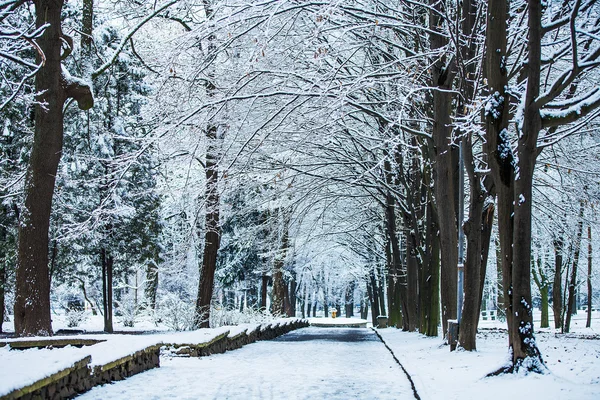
484,0 -> 514,353
419,200 -> 440,337
508,0 -> 544,370
565,201 -> 585,333
14,0 -> 92,337
14,0 -> 66,337
429,0 -> 458,336
587,226 -> 592,328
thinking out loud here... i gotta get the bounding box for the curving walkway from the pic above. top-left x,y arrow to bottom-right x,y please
76,327 -> 415,399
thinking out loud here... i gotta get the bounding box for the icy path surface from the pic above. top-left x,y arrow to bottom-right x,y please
77,327 -> 414,400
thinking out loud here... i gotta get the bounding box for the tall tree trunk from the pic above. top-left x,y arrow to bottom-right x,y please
145,261 -> 158,311
587,226 -> 592,328
0,262 -> 4,334
459,161 -> 484,350
287,273 -> 297,317
194,0 -> 221,329
101,248 -> 113,333
14,0 -> 92,337
553,237 -> 564,329
345,281 -> 355,317
367,274 -> 380,325
508,0 -> 544,370
378,265 -> 387,317
565,201 -> 585,333
484,0 -> 515,354
419,200 -> 440,337
429,0 -> 458,337
13,0 -> 64,337
532,254 -> 549,329
386,236 -> 402,328
194,123 -> 221,328
260,274 -> 269,310
478,196 -> 496,316
271,210 -> 290,316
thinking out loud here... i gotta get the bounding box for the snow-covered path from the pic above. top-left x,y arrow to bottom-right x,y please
76,327 -> 415,399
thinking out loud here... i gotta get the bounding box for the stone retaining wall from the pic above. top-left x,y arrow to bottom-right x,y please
1,356 -> 92,400
2,319 -> 309,400
92,345 -> 161,386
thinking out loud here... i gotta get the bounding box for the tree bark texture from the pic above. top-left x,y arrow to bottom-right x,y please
145,261 -> 159,311
484,0 -> 515,352
429,0 -> 458,338
195,125 -> 221,328
14,0 -> 93,337
509,0 -> 544,369
101,248 -> 113,333
271,211 -> 289,316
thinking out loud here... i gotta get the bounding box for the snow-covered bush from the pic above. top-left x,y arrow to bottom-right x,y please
65,309 -> 88,327
156,293 -> 196,331
210,306 -> 273,328
116,291 -> 140,328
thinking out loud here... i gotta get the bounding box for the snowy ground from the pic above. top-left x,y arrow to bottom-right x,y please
378,325 -> 600,400
77,327 -> 413,400
2,311 -> 600,399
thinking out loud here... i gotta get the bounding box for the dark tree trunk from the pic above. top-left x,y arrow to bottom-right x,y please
565,201 -> 585,333
587,226 -> 592,328
14,0 -> 92,337
459,168 -> 484,350
286,274 -> 297,317
532,255 -> 549,329
429,0 -> 458,337
367,277 -> 380,326
14,0 -> 64,337
552,237 -> 564,329
377,266 -> 387,317
345,281 -> 355,317
360,296 -> 368,320
484,0 -> 514,353
101,248 -> 113,333
419,199 -> 440,337
271,210 -> 290,316
145,261 -> 158,311
260,274 -> 269,310
0,262 -> 4,334
406,248 -> 418,331
194,123 -> 221,328
508,0 -> 544,369
478,197 -> 495,316
386,236 -> 402,328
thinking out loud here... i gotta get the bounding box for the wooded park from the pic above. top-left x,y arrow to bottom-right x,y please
0,0 -> 599,378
